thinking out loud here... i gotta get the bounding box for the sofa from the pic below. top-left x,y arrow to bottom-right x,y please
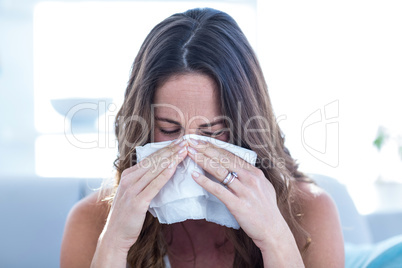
0,174 -> 401,267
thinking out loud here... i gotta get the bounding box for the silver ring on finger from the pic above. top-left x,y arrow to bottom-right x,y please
222,171 -> 232,185
226,172 -> 237,186
222,171 -> 238,186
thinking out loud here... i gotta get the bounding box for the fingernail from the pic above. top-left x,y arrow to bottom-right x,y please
192,171 -> 200,178
178,147 -> 187,154
189,138 -> 198,146
168,160 -> 176,169
188,147 -> 197,155
173,137 -> 183,144
179,140 -> 187,147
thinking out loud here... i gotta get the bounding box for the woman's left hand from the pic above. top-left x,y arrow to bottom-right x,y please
187,138 -> 288,251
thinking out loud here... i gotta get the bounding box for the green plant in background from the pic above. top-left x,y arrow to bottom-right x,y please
373,126 -> 402,160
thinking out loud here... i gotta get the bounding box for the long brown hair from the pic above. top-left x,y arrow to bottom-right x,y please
110,7 -> 311,267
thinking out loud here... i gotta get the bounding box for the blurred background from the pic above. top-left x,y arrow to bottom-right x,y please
1,0 -> 401,267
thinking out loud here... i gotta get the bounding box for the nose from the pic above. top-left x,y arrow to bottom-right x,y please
183,128 -> 198,136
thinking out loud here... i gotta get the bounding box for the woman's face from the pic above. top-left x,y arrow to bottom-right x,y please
153,73 -> 229,143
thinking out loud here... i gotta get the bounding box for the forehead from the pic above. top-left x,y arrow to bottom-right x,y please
153,73 -> 222,124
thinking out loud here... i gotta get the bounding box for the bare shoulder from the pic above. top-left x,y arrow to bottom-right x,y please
60,189 -> 111,268
293,180 -> 345,268
295,180 -> 336,212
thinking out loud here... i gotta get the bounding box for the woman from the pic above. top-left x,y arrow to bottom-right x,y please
61,8 -> 344,267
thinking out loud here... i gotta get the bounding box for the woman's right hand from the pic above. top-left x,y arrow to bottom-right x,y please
91,138 -> 188,267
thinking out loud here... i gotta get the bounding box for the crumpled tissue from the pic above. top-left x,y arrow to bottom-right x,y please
135,134 -> 257,229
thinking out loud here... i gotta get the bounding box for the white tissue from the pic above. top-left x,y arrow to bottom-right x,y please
135,134 -> 257,229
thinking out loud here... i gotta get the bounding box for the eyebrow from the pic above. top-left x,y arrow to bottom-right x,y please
155,117 -> 225,128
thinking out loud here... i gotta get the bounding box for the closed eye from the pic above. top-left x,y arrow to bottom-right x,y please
199,129 -> 226,138
159,127 -> 226,137
159,128 -> 181,136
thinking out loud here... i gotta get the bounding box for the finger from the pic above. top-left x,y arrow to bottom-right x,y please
188,138 -> 261,187
130,146 -> 188,196
191,171 -> 239,212
121,138 -> 188,182
188,138 -> 254,173
136,138 -> 187,173
137,148 -> 187,203
187,146 -> 243,194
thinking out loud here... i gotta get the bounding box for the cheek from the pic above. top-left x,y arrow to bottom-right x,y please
153,132 -> 169,142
